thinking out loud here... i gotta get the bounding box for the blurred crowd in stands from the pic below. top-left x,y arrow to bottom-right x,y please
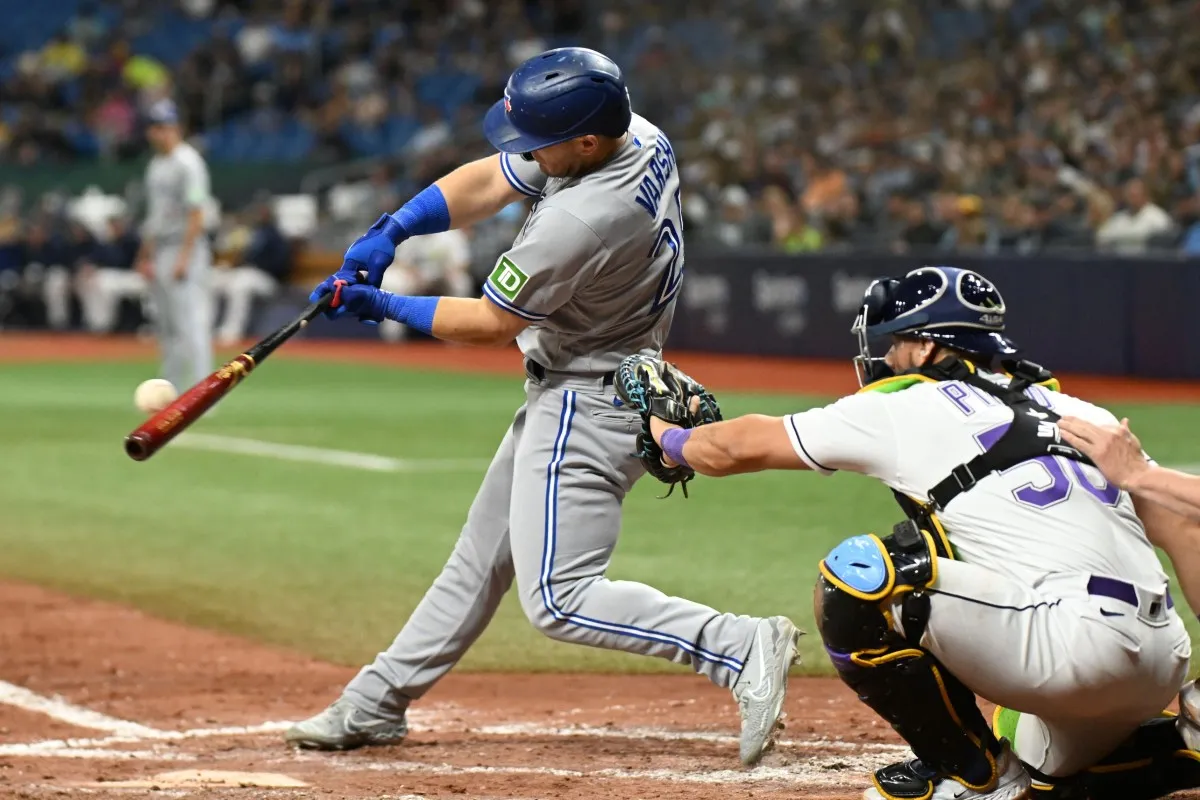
3,0 -> 1200,332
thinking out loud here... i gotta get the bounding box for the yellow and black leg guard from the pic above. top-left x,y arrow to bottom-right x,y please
993,708 -> 1200,799
818,520 -> 1003,799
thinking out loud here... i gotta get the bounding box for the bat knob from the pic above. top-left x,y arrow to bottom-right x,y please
124,432 -> 154,462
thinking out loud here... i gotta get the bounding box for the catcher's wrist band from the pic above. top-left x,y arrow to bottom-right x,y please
660,427 -> 692,468
393,184 -> 451,239
382,294 -> 440,335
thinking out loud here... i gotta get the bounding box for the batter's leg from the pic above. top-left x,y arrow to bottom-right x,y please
509,387 -> 761,683
508,386 -> 799,765
285,408 -> 526,750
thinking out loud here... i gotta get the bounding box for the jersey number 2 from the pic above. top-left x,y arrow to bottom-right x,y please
650,188 -> 684,312
976,423 -> 1121,509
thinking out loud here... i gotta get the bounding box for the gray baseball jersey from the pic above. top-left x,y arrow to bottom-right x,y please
482,113 -> 684,372
339,114 -> 763,725
142,142 -> 213,389
143,142 -> 211,245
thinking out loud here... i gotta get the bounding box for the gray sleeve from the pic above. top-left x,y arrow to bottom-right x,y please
498,152 -> 547,198
482,207 -> 607,321
180,153 -> 210,208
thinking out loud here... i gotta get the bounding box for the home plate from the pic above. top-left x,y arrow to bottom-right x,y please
80,770 -> 307,788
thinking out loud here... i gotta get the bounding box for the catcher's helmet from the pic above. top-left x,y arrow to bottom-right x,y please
851,266 -> 1019,385
483,47 -> 632,154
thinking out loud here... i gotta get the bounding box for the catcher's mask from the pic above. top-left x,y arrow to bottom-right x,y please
851,266 -> 1019,387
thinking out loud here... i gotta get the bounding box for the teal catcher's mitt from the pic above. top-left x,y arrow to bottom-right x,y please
615,354 -> 722,497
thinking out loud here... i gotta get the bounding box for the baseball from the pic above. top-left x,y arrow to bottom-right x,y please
134,378 -> 178,415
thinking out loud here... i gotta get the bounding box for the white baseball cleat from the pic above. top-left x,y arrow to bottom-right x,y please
284,698 -> 408,750
731,615 -> 803,766
1179,680 -> 1200,751
862,743 -> 1031,800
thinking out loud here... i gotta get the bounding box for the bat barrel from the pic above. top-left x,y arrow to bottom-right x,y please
120,294 -> 329,462
124,431 -> 155,461
122,356 -> 253,462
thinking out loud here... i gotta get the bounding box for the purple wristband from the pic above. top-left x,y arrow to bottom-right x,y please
660,427 -> 692,468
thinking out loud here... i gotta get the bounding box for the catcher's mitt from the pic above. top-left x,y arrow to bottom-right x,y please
615,354 -> 722,498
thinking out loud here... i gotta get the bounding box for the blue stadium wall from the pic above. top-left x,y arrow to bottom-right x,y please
299,253 -> 1200,379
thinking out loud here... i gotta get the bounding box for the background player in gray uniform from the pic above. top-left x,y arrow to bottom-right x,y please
283,48 -> 801,767
135,99 -> 213,389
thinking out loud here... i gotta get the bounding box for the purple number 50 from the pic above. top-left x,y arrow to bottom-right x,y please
975,423 -> 1122,509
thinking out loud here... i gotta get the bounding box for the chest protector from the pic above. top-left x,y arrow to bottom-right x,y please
865,358 -> 1095,534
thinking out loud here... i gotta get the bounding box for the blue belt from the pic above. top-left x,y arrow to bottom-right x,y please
1088,575 -> 1174,613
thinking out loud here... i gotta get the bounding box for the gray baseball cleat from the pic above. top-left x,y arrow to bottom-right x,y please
284,698 -> 408,750
731,615 -> 803,766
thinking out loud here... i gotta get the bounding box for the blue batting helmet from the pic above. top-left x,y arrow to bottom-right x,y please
851,266 -> 1019,385
483,47 -> 632,154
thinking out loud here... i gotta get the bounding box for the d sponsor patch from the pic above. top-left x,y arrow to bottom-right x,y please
489,256 -> 529,301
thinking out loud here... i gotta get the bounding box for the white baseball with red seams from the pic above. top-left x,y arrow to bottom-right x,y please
134,378 -> 178,415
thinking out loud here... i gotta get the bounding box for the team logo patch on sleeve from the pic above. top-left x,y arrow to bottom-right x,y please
488,256 -> 529,301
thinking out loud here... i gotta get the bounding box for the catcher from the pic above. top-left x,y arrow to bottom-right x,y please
617,266 -> 1200,800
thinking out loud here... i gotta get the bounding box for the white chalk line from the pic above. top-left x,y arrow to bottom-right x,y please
472,721 -> 909,754
296,753 -> 895,788
0,679 -> 907,762
0,681 -> 162,738
173,433 -> 490,473
0,680 -> 905,791
0,721 -> 294,757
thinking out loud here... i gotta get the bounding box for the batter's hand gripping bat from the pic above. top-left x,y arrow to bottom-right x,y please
123,292 -> 334,462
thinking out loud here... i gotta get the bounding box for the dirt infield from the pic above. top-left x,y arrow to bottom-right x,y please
0,580 -> 900,800
3,332 -> 1200,402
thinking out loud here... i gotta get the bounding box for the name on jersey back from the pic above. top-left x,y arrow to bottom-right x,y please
634,134 -> 677,219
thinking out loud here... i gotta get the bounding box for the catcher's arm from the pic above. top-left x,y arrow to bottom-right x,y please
650,415 -> 808,477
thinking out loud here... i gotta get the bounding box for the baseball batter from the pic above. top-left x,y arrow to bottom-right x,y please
622,266 -> 1197,799
284,47 -> 800,766
136,99 -> 213,390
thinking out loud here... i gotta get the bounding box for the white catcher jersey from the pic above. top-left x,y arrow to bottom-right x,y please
787,375 -> 1169,592
484,113 -> 684,373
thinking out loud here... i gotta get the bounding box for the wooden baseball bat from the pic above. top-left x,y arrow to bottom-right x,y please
123,292 -> 334,462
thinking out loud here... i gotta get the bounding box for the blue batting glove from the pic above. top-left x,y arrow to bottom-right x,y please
308,213 -> 410,317
336,282 -> 391,325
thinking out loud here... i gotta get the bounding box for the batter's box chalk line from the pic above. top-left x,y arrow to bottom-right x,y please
0,676 -> 912,784
287,753 -> 899,789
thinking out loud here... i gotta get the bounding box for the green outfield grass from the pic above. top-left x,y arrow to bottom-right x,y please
1,358 -> 1198,675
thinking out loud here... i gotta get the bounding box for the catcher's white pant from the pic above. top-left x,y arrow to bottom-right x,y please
892,560 -> 1190,777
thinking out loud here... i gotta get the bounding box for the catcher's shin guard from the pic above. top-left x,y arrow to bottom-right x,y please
818,521 -> 1003,797
993,708 -> 1200,800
